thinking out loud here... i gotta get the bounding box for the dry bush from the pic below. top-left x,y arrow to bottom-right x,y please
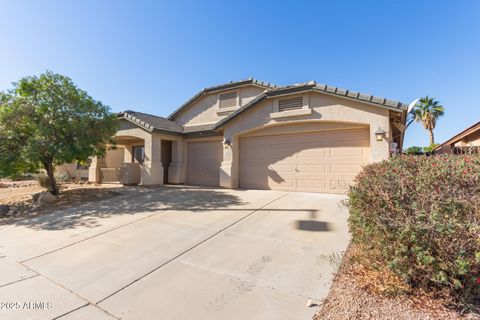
347,155 -> 480,310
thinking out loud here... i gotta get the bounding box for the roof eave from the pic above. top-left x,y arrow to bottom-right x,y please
311,88 -> 407,112
182,130 -> 222,138
119,112 -> 184,135
152,128 -> 183,136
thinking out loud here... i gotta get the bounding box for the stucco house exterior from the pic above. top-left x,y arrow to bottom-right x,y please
89,79 -> 408,194
434,121 -> 480,154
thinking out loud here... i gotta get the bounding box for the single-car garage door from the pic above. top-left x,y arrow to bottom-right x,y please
239,128 -> 370,193
187,140 -> 222,187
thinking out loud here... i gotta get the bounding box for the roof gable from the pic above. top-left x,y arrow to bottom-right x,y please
167,78 -> 277,120
212,81 -> 408,130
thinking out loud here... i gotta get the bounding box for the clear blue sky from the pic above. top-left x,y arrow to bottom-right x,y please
1,0 -> 479,147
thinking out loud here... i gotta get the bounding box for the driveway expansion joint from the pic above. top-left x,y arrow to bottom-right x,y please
175,259 -> 322,301
53,303 -> 121,320
19,208 -> 170,263
0,188 -> 347,320
0,274 -> 40,289
96,192 -> 291,304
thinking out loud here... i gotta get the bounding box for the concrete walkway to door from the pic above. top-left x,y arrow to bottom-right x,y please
0,186 -> 350,320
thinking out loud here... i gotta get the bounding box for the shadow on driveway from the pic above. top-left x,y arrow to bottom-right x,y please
8,186 -> 332,234
10,186 -> 246,231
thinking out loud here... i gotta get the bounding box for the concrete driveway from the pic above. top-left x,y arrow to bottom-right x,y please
0,186 -> 349,320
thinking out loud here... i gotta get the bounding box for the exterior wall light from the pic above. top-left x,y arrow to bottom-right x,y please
375,128 -> 386,141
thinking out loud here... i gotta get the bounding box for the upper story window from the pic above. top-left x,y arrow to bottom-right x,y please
278,96 -> 304,112
218,91 -> 239,109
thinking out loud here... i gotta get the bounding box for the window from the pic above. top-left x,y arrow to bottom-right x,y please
219,91 -> 238,109
278,96 -> 304,112
132,146 -> 145,164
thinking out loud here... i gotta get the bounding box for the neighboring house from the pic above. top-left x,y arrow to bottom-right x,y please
434,121 -> 480,154
89,78 -> 408,194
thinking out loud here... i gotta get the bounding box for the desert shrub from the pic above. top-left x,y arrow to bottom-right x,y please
37,174 -> 51,189
55,172 -> 71,183
347,154 -> 480,307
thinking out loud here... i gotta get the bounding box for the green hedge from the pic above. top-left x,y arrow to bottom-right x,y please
347,155 -> 480,305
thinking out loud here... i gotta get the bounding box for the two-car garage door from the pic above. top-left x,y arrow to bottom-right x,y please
239,128 -> 370,194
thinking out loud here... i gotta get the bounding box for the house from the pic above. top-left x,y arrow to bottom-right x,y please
434,121 -> 480,154
89,79 -> 408,194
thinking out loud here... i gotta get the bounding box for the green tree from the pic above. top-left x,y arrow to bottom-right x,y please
404,146 -> 423,155
411,96 -> 445,145
0,71 -> 118,194
423,143 -> 439,153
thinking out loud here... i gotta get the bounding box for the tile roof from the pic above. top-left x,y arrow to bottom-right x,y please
167,78 -> 277,120
182,124 -> 215,133
120,110 -> 183,134
313,82 -> 407,110
119,111 -> 220,137
212,81 -> 408,129
121,79 -> 408,135
182,124 -> 220,137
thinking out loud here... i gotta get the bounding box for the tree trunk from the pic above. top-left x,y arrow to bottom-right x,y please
44,160 -> 59,195
428,129 -> 435,145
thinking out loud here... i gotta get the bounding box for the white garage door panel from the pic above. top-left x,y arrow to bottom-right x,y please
331,164 -> 364,173
297,164 -> 327,172
297,179 -> 327,189
187,140 -> 222,187
239,128 -> 370,194
330,148 -> 365,157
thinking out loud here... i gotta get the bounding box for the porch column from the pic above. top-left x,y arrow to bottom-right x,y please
168,140 -> 185,184
219,136 -> 235,188
141,134 -> 164,185
88,156 -> 107,183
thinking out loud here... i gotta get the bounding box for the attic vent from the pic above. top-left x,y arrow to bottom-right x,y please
219,91 -> 238,109
278,96 -> 303,112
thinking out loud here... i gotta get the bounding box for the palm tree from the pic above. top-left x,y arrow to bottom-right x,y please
411,96 -> 445,145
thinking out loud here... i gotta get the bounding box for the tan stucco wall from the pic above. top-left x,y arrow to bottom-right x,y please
240,121 -> 368,137
219,91 -> 393,188
173,85 -> 267,127
95,92 -> 397,190
90,119 -> 184,185
222,92 -> 391,159
105,148 -> 125,168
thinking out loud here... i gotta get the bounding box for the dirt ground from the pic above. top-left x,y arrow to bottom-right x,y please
0,179 -> 123,224
314,246 -> 478,320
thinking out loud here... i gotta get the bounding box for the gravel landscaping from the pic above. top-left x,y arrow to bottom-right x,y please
314,246 -> 479,320
0,179 -> 123,223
